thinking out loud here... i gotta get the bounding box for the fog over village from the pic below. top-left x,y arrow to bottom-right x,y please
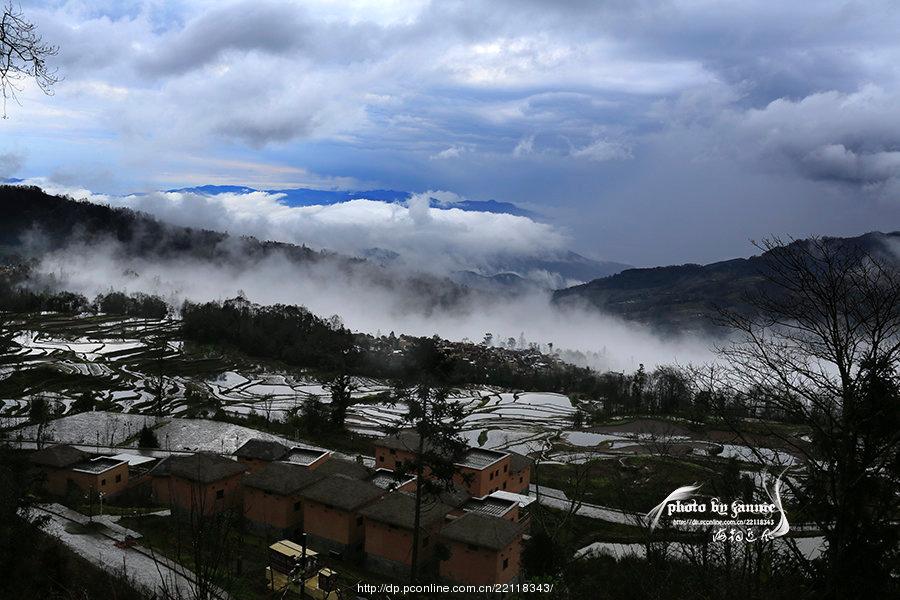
1,2 -> 898,600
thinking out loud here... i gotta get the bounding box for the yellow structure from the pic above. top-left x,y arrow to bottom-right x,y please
266,540 -> 341,599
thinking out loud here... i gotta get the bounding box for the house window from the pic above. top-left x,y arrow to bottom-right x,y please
356,516 -> 363,526
504,465 -> 508,472
116,474 -> 122,483
503,558 -> 509,570
379,455 -> 385,462
216,489 -> 225,499
519,477 -> 523,483
489,472 -> 494,480
503,482 -> 507,490
294,501 -> 302,511
101,478 -> 107,486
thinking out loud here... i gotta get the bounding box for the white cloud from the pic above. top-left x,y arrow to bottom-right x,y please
513,135 -> 534,157
571,139 -> 633,162
20,180 -> 570,275
430,146 -> 465,160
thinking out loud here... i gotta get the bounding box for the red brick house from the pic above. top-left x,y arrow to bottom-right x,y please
360,491 -> 454,579
29,445 -> 129,498
242,461 -> 322,536
150,453 -> 245,514
234,439 -> 331,473
373,430 -> 420,471
299,474 -> 384,558
506,453 -> 533,494
439,512 -> 523,586
453,448 -> 511,497
374,430 -> 532,498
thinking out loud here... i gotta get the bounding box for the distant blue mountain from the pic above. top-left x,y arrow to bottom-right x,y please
165,185 -> 536,218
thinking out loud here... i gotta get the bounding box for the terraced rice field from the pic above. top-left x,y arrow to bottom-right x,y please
1,312 -> 799,467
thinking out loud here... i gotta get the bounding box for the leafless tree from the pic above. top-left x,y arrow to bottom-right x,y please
259,394 -> 276,428
147,472 -> 239,600
0,2 -> 59,116
713,236 -> 900,598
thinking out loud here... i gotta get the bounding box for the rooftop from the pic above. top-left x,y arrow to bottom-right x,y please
488,490 -> 536,508
360,492 -> 453,529
243,461 -> 322,496
72,457 -> 127,474
283,447 -> 330,466
462,495 -> 517,518
108,453 -> 157,467
440,512 -> 523,551
233,438 -> 289,461
29,444 -> 90,468
456,448 -> 508,470
154,453 -> 246,483
367,468 -> 415,491
311,457 -> 371,480
300,474 -> 384,511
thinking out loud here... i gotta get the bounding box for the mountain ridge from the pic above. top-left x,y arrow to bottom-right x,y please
553,231 -> 900,333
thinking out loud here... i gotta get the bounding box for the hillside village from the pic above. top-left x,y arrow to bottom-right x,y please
26,429 -> 535,594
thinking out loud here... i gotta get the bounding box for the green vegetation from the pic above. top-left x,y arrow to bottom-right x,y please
536,456 -> 738,513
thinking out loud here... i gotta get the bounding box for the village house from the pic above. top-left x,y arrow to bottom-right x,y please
506,452 -> 533,494
373,430 -> 532,498
29,444 -> 130,497
150,453 -> 245,513
439,512 -> 524,586
360,491 -> 455,579
242,461 -> 323,537
373,430 -> 419,471
298,474 -> 384,558
233,438 -> 331,472
453,448 -> 512,497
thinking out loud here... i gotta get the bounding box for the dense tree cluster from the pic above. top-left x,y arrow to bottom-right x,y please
182,297 -> 357,372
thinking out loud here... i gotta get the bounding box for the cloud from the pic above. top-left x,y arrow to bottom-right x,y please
719,85 -> 900,193
34,237 -> 715,372
0,152 -> 24,178
430,146 -> 465,160
13,0 -> 900,265
571,139 -> 633,162
20,179 -> 570,277
513,135 -> 534,157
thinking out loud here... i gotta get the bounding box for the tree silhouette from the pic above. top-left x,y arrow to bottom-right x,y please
1,3 -> 59,116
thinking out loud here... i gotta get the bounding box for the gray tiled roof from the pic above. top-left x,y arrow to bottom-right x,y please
242,461 -> 322,495
300,474 -> 383,511
312,457 -> 371,480
29,444 -> 90,468
163,453 -> 246,483
440,512 -> 522,551
360,492 -> 453,529
233,438 -> 289,461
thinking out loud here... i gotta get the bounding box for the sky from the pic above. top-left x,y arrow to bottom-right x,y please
4,0 -> 900,266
